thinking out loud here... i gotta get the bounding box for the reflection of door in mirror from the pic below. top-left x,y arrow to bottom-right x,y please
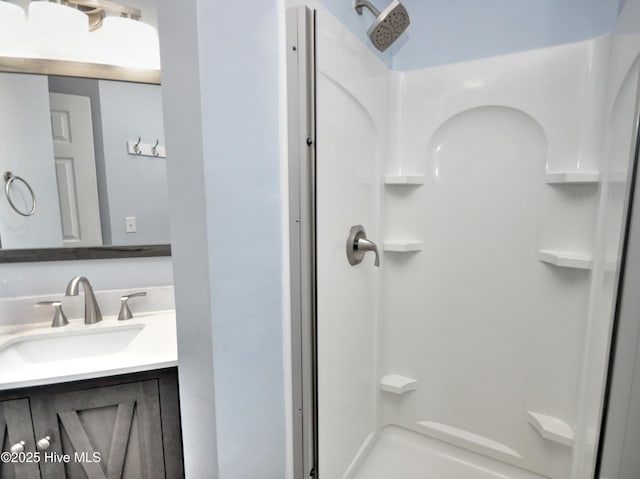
49,92 -> 103,248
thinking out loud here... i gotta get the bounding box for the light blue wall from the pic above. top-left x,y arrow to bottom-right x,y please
318,0 -> 620,70
196,1 -> 286,476
157,0 -> 286,477
0,257 -> 173,297
99,81 -> 170,246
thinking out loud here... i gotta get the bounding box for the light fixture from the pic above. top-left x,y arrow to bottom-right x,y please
0,1 -> 27,58
1,0 -> 159,70
57,0 -> 142,30
28,1 -> 89,62
90,16 -> 160,69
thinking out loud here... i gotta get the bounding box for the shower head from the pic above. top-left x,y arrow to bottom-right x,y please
354,0 -> 410,52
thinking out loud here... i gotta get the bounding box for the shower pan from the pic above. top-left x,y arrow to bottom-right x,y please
287,2 -> 640,478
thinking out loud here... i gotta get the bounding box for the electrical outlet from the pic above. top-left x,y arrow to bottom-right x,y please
125,216 -> 137,233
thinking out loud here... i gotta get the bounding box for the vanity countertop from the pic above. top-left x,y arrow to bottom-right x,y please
0,310 -> 177,390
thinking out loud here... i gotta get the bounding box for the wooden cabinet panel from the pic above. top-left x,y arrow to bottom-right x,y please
0,368 -> 183,479
0,398 -> 41,479
157,372 -> 183,479
31,380 -> 166,479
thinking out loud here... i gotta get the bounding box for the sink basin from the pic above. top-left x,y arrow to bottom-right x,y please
0,323 -> 145,364
0,310 -> 176,390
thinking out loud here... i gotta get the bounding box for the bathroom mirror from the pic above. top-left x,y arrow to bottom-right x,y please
0,0 -> 169,263
0,72 -> 170,262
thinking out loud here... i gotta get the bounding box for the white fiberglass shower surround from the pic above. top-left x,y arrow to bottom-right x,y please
287,2 -> 640,478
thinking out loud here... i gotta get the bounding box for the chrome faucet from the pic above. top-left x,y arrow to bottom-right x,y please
65,276 -> 102,324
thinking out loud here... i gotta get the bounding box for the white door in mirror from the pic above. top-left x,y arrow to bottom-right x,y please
50,92 -> 103,247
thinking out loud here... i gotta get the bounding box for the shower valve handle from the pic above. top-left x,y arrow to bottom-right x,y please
347,225 -> 380,267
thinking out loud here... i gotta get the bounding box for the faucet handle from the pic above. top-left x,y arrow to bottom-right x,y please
347,225 -> 380,267
36,301 -> 69,328
118,292 -> 147,321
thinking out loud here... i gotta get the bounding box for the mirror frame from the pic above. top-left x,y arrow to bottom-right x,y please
0,56 -> 161,84
0,56 -> 168,261
0,244 -> 171,263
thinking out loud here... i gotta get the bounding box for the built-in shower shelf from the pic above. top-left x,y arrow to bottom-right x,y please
384,175 -> 425,185
545,171 -> 600,184
383,240 -> 423,252
527,411 -> 574,447
538,250 -> 592,270
380,375 -> 418,394
415,421 -> 522,464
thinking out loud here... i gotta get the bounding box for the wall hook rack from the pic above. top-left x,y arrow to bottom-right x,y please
127,138 -> 166,158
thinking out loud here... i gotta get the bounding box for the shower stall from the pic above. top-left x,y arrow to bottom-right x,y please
287,1 -> 640,478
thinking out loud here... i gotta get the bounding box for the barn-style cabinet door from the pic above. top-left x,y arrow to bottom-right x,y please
0,398 -> 41,479
30,380 -> 166,479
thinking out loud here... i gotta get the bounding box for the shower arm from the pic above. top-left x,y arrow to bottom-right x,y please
354,0 -> 381,17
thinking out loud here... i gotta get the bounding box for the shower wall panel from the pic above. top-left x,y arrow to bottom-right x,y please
315,10 -> 388,479
380,37 -> 613,478
310,4 -> 637,478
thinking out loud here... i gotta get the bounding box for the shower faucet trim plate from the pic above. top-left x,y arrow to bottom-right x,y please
347,225 -> 380,267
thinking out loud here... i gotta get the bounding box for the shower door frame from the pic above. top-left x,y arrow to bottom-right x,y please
593,89 -> 640,476
287,6 -> 317,479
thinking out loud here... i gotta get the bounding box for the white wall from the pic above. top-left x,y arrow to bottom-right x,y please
157,0 -> 286,477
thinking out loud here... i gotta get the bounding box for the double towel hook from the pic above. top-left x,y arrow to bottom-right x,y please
128,137 -> 164,158
4,171 -> 37,217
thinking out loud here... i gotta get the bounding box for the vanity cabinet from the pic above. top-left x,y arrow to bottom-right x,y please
0,399 -> 40,479
0,368 -> 183,479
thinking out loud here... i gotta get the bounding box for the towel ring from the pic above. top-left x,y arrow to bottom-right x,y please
4,171 -> 36,217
